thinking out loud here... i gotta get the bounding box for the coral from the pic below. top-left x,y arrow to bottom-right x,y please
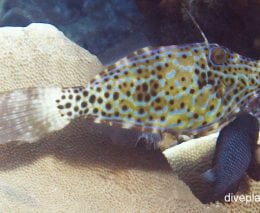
0,23 -> 102,91
0,0 -> 148,64
0,23 -> 225,212
164,132 -> 260,210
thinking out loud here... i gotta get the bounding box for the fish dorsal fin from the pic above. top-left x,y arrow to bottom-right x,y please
185,8 -> 211,84
185,8 -> 209,45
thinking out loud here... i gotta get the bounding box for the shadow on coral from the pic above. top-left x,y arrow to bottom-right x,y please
0,120 -> 171,173
171,144 -> 252,204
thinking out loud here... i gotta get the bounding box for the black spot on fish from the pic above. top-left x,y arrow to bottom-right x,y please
65,103 -> 71,108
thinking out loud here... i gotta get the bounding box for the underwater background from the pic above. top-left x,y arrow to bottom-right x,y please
0,0 -> 259,64
0,0 -> 259,211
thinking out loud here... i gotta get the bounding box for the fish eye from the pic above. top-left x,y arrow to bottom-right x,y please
210,47 -> 228,65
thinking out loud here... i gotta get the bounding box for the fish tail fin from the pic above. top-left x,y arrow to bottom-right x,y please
0,87 -> 76,144
202,168 -> 216,183
247,145 -> 260,181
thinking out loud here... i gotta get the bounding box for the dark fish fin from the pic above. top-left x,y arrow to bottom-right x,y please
213,180 -> 241,202
202,168 -> 216,183
247,163 -> 260,181
247,147 -> 260,181
247,144 -> 260,181
222,181 -> 241,198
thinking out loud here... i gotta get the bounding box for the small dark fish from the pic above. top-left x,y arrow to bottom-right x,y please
202,112 -> 259,200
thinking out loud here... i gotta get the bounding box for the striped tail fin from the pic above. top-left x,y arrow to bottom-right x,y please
0,87 -> 73,144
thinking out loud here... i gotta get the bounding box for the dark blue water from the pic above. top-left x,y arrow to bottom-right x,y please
0,0 -> 150,64
0,0 -> 258,64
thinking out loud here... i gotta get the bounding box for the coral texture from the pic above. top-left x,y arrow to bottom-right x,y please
0,23 -> 226,212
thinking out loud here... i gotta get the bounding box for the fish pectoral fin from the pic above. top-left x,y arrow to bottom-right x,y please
201,168 -> 216,183
227,181 -> 240,194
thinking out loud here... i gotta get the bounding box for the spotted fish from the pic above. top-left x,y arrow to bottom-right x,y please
202,112 -> 259,200
0,42 -> 259,143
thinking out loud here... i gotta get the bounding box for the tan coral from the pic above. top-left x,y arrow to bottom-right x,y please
0,23 -> 102,90
0,23 -> 226,212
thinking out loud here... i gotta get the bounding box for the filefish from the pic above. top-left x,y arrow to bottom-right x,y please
202,112 -> 259,200
0,42 -> 259,144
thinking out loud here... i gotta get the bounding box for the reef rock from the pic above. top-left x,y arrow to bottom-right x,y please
0,23 -> 225,212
